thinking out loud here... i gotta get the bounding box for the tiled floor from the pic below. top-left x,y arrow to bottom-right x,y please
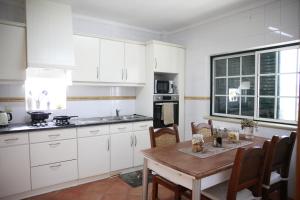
25,176 -> 176,200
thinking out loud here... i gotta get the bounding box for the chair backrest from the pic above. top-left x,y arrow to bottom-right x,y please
191,119 -> 213,137
227,141 -> 269,199
263,132 -> 296,185
149,124 -> 180,148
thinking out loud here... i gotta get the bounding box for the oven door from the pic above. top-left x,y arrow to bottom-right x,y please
153,101 -> 179,128
155,80 -> 170,94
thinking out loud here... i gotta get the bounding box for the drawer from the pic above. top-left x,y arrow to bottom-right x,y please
31,160 -> 78,189
148,159 -> 193,190
30,139 -> 77,166
77,125 -> 109,138
0,133 -> 29,147
29,128 -> 76,143
110,123 -> 132,134
133,121 -> 153,131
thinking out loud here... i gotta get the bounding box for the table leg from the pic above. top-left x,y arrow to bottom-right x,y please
142,158 -> 148,200
192,179 -> 201,200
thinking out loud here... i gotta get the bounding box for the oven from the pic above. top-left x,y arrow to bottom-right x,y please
153,95 -> 179,128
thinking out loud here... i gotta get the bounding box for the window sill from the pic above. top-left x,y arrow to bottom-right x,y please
204,116 -> 297,131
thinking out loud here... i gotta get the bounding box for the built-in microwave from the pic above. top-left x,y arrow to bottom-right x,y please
154,80 -> 175,94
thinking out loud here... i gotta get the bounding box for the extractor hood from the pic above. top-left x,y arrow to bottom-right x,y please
26,0 -> 75,69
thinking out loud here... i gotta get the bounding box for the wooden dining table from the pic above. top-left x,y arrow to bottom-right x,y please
141,136 -> 266,200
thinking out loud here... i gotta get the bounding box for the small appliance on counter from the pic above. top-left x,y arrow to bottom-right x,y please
0,111 -> 12,126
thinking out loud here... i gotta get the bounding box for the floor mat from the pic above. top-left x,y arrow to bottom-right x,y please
120,170 -> 152,187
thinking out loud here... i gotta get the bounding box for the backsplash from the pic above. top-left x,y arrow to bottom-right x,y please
0,84 -> 136,123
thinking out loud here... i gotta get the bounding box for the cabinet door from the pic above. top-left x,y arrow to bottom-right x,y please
78,135 -> 110,178
99,39 -> 124,82
73,35 -> 99,82
125,43 -> 146,83
133,131 -> 151,167
0,145 -> 31,198
110,132 -> 133,171
153,44 -> 181,73
0,24 -> 26,81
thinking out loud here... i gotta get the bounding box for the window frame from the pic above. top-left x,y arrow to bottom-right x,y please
210,42 -> 300,125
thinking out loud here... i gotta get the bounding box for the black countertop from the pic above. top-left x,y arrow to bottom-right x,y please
0,115 -> 153,134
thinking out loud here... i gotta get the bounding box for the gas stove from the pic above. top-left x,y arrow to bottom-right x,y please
31,120 -> 48,127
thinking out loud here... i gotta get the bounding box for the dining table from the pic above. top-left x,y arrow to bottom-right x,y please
141,136 -> 266,200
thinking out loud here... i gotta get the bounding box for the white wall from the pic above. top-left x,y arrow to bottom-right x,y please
164,0 -> 299,196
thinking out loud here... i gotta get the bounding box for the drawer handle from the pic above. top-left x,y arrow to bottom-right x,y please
4,138 -> 19,142
48,134 -> 60,138
140,125 -> 147,128
49,163 -> 61,169
118,127 -> 127,130
89,130 -> 100,134
49,142 -> 61,147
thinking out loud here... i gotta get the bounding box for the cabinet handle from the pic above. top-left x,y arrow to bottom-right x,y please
121,68 -> 124,80
155,58 -> 157,69
96,67 -> 99,79
49,142 -> 60,147
135,135 -> 137,146
4,138 -> 19,142
89,130 -> 100,134
130,136 -> 133,147
140,125 -> 147,128
107,138 -> 110,151
49,163 -> 61,169
48,134 -> 60,138
118,127 -> 127,130
126,69 -> 128,80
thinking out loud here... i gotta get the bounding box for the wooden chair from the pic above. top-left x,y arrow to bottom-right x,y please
149,124 -> 185,200
201,141 -> 269,200
262,132 -> 296,200
191,119 -> 213,137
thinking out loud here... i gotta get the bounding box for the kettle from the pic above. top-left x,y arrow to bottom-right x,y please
0,111 -> 12,126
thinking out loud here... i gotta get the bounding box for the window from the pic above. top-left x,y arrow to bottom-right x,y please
211,43 -> 300,124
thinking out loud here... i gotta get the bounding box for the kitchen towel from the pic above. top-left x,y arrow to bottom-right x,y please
161,103 -> 174,125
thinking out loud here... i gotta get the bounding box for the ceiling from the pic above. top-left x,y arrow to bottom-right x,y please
69,0 -> 273,33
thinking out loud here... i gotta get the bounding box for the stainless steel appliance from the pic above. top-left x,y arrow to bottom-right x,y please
154,80 -> 175,94
153,95 -> 179,128
0,111 -> 12,126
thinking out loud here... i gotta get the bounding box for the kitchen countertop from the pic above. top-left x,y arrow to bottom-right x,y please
0,114 -> 153,134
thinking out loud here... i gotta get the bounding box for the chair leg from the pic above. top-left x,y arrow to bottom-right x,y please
279,181 -> 288,200
174,189 -> 181,200
152,177 -> 158,200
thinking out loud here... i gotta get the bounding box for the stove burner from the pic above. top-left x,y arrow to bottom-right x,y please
54,119 -> 70,126
31,120 -> 48,127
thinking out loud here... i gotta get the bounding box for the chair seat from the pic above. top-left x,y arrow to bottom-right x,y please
201,181 -> 259,200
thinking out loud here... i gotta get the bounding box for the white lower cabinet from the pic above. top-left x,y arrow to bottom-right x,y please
78,134 -> 110,178
133,130 -> 151,167
31,160 -> 78,190
0,143 -> 31,198
110,132 -> 134,171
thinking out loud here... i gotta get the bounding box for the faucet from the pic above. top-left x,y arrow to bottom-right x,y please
116,109 -> 120,117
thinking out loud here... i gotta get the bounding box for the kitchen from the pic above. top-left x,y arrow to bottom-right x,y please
0,0 -> 299,200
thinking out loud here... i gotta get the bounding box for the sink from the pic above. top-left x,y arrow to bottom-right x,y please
74,115 -> 145,125
103,115 -> 143,121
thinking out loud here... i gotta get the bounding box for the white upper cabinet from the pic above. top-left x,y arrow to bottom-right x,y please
0,24 -> 26,81
26,0 -> 75,69
73,35 -> 99,82
125,43 -> 146,83
99,39 -> 124,82
152,42 -> 184,74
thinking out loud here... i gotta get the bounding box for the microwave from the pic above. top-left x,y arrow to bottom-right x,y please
154,80 -> 175,94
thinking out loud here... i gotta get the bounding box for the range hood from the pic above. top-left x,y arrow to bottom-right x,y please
26,0 -> 75,69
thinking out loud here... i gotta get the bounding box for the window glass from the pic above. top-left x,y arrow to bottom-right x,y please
260,76 -> 275,96
242,55 -> 255,75
228,78 -> 240,95
260,52 -> 276,74
277,74 -> 297,97
227,96 -> 240,115
215,59 -> 226,77
259,98 -> 275,118
279,49 -> 298,73
241,97 -> 254,116
215,78 -> 226,95
228,57 -> 240,76
241,77 -> 255,95
214,96 -> 226,114
276,98 -> 297,121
